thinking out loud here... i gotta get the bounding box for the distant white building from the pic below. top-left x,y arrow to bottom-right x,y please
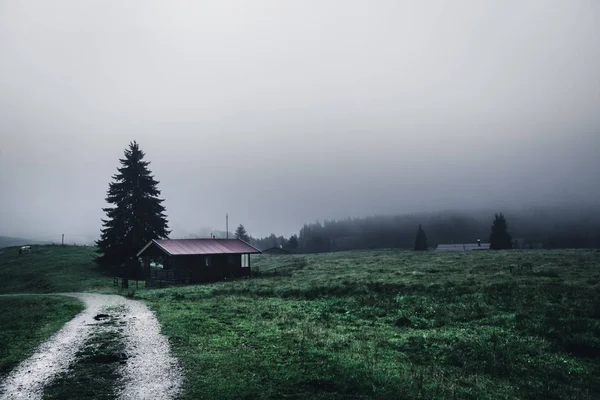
436,242 -> 490,251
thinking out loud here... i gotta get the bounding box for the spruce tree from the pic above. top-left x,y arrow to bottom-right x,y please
489,213 -> 513,250
287,234 -> 299,251
96,142 -> 170,285
235,224 -> 250,242
414,224 -> 428,251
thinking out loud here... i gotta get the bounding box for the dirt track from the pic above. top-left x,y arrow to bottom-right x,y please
0,293 -> 183,400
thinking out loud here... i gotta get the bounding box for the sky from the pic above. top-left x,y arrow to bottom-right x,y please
1,0 -> 599,242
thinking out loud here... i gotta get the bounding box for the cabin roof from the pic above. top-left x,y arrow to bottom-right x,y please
137,239 -> 261,257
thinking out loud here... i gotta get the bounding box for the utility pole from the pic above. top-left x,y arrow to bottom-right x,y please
62,234 -> 64,246
226,214 -> 229,239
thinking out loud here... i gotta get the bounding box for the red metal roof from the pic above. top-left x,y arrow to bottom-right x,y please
138,239 -> 261,257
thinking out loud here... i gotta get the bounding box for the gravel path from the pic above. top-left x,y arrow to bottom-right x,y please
0,293 -> 183,400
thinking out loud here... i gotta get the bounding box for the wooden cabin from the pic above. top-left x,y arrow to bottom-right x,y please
137,239 -> 261,287
435,242 -> 491,252
262,246 -> 291,255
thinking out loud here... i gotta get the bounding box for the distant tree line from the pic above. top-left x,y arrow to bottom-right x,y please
250,207 -> 600,253
249,232 -> 299,252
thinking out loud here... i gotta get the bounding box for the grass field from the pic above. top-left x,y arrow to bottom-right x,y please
1,246 -> 600,399
0,295 -> 85,376
0,245 -> 124,392
136,250 -> 600,399
0,245 -> 113,294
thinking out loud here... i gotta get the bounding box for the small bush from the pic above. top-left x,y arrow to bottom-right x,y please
395,315 -> 412,328
425,269 -> 441,274
534,270 -> 560,278
560,334 -> 600,358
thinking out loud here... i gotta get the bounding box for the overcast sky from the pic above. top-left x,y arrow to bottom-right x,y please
1,0 -> 599,242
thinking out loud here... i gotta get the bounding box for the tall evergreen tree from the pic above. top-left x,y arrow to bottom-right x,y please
489,213 -> 513,250
267,233 -> 279,248
286,234 -> 299,251
414,224 -> 428,251
235,224 -> 250,242
96,142 -> 170,285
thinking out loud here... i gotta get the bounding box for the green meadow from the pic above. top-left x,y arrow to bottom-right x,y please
1,246 -> 600,399
137,250 -> 600,399
0,295 -> 84,376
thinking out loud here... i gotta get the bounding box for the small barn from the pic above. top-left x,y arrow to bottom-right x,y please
262,247 -> 291,255
137,239 -> 261,287
436,242 -> 491,252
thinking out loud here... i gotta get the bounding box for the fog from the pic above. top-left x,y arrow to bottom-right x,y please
1,1 -> 599,243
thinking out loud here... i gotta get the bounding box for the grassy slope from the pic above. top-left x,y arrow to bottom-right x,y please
0,247 -> 119,390
0,295 -> 85,376
0,245 -> 112,294
0,236 -> 50,249
136,250 -> 600,400
0,247 -> 129,397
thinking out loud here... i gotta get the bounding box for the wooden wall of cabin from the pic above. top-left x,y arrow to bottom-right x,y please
168,254 -> 251,283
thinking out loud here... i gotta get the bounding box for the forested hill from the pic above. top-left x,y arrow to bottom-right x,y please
251,205 -> 600,253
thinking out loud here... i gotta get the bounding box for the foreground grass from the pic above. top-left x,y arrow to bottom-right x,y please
137,250 -> 600,399
0,245 -> 112,294
2,245 -> 599,398
0,295 -> 85,376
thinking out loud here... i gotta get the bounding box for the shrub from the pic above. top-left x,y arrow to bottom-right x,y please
395,315 -> 412,328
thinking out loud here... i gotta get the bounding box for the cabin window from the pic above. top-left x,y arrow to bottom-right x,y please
148,257 -> 165,269
205,256 -> 211,267
241,254 -> 249,268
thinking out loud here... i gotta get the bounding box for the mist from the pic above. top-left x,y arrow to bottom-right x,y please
1,1 -> 599,243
